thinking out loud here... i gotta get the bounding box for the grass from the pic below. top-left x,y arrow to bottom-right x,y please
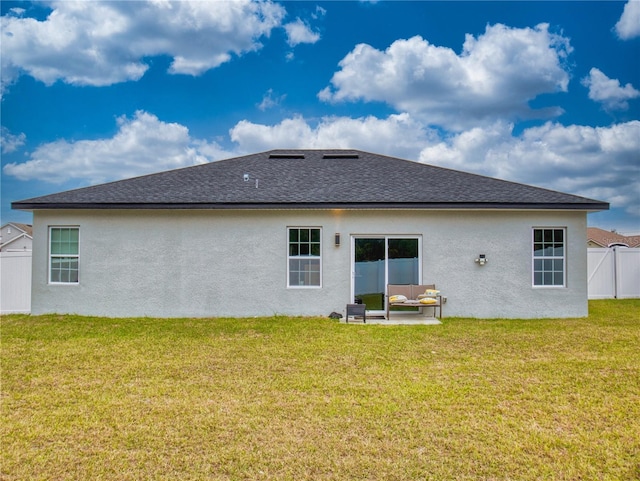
2,300 -> 639,480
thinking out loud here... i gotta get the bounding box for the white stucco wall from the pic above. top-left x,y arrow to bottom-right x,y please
30,208 -> 588,318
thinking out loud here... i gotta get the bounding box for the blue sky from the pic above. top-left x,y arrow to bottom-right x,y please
2,0 -> 639,233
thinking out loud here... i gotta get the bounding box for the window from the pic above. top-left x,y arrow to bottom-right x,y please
288,227 -> 321,287
50,227 -> 79,284
533,228 -> 565,287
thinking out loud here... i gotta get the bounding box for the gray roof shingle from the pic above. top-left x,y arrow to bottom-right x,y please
12,150 -> 609,211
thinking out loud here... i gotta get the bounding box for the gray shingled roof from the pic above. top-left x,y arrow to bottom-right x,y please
12,150 -> 609,211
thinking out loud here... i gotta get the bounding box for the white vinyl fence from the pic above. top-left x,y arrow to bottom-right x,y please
588,247 -> 640,299
0,251 -> 32,314
354,258 -> 420,296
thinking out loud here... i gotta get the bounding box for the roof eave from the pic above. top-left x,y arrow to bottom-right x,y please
13,201 -> 611,211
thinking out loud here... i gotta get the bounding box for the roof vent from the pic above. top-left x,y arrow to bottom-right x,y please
322,153 -> 359,159
268,153 -> 305,159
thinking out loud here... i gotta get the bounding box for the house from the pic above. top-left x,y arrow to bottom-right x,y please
0,223 -> 33,252
12,149 -> 609,319
587,227 -> 640,248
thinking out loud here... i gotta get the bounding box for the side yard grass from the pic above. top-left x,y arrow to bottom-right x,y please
2,300 -> 639,480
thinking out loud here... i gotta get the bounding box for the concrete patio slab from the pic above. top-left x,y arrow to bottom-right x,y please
343,316 -> 442,325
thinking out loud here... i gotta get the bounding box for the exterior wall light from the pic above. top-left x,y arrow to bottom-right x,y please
335,233 -> 341,247
475,254 -> 487,266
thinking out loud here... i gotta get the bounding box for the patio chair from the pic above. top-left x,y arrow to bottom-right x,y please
346,303 -> 366,323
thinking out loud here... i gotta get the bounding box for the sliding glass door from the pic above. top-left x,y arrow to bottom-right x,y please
352,236 -> 421,314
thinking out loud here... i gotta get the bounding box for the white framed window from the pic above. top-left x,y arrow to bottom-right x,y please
288,227 -> 321,288
49,227 -> 79,284
533,228 -> 565,287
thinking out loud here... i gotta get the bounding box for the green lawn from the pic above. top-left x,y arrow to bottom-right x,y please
2,300 -> 639,480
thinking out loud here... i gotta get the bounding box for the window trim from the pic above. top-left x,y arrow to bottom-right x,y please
532,227 -> 566,288
49,226 -> 80,285
287,227 -> 322,289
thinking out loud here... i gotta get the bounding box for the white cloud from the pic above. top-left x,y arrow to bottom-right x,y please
312,6 -> 327,19
319,24 -> 572,130
284,18 -> 320,47
1,127 -> 26,154
419,120 -> 640,215
582,68 -> 640,111
229,113 -> 437,159
3,111 -> 231,184
4,111 -> 434,185
8,8 -> 25,17
615,0 -> 640,40
0,0 -> 286,89
257,89 -> 286,111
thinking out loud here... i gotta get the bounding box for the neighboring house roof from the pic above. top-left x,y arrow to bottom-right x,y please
0,223 -> 33,251
587,227 -> 640,247
12,150 -> 609,211
2,222 -> 33,236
